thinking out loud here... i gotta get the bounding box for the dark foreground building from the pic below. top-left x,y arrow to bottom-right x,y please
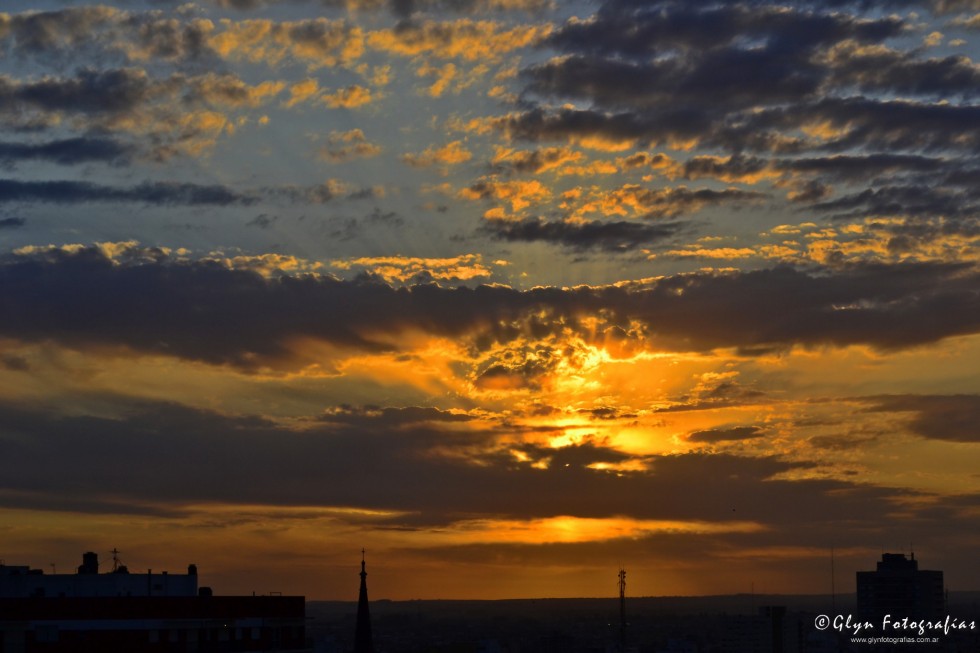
353,551 -> 374,653
0,552 -> 309,653
856,552 -> 945,622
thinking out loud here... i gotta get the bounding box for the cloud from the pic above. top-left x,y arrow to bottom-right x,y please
0,67 -> 159,121
2,246 -> 980,374
245,214 -> 279,229
0,6 -> 126,58
0,137 -> 135,166
459,178 -> 550,211
367,19 -> 549,61
0,67 -> 288,158
319,84 -> 375,108
0,178 -> 383,207
209,17 -> 365,69
529,4 -> 905,112
569,184 -> 765,221
480,217 -> 684,252
0,179 -> 253,205
266,179 -> 381,204
686,426 -> 766,443
813,185 -> 978,221
490,0 -> 980,240
491,146 -> 585,174
862,395 -> 980,443
402,140 -> 473,167
0,396 -> 933,533
330,254 -> 492,283
317,129 -> 382,162
0,216 -> 25,229
149,0 -> 553,15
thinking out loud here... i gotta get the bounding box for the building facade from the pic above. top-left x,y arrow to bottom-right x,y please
856,552 -> 945,622
0,552 -> 309,653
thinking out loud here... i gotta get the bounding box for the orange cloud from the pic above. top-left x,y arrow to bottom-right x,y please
210,18 -> 365,69
367,19 -> 550,62
282,78 -> 319,107
402,140 -> 473,167
320,84 -> 374,108
459,178 -> 551,211
492,146 -> 585,173
318,129 -> 382,162
331,254 -> 491,283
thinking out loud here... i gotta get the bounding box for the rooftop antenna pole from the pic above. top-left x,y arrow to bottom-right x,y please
111,548 -> 121,572
618,567 -> 627,651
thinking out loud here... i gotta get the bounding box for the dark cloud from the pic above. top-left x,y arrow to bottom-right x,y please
543,3 -> 903,63
203,0 -> 553,15
1,247 -> 979,371
686,426 -> 766,443
874,217 -> 980,255
0,216 -> 25,228
576,406 -> 638,421
246,214 -> 279,229
863,395 -> 980,442
762,98 -> 980,154
777,154 -> 952,183
503,91 -> 980,160
525,4 -> 908,120
0,179 -> 381,207
0,137 -> 135,166
266,182 -> 381,205
0,6 -> 121,58
679,154 -> 770,182
0,7 -> 217,65
596,0 -> 980,18
497,0 -> 980,238
809,434 -> 879,451
829,50 -> 980,100
813,185 -> 978,220
494,106 -> 712,151
480,217 -> 684,252
0,68 -> 156,117
0,397 -> 930,530
0,353 -> 30,371
0,179 -> 253,205
318,405 -> 476,426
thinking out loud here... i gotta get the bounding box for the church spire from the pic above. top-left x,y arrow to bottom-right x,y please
354,549 -> 374,653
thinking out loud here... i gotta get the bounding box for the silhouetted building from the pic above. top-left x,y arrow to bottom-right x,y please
354,550 -> 374,653
856,552 -> 944,621
1,552 -> 197,598
0,552 -> 309,652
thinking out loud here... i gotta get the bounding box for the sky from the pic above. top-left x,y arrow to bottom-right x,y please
1,0 -> 980,601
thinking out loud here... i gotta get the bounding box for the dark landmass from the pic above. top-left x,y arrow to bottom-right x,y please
308,592 -> 980,652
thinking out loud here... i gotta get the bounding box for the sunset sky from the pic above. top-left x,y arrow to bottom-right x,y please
2,0 -> 980,601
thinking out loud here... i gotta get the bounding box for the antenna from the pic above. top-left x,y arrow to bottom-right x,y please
111,548 -> 123,572
618,567 -> 627,651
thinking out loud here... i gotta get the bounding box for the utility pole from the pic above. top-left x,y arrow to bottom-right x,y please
618,568 -> 627,651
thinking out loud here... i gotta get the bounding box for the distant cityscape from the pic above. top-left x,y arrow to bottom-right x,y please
2,550 -> 978,652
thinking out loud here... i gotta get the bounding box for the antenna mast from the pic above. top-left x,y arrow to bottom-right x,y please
618,567 -> 627,651
111,548 -> 122,573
